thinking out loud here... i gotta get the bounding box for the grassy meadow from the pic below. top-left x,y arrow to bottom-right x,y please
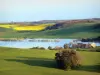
0,47 -> 100,75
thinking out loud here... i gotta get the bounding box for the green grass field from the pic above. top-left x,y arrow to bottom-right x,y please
0,47 -> 100,75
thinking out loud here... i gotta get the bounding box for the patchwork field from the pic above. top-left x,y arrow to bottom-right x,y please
0,22 -> 100,38
0,24 -> 53,31
0,47 -> 100,75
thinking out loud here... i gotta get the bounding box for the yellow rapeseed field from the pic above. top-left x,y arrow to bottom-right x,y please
0,24 -> 14,28
0,24 -> 53,31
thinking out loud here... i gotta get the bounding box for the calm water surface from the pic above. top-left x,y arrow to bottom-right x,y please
0,39 -> 100,49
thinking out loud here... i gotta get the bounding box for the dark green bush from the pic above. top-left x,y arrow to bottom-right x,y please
55,49 -> 81,70
39,47 -> 45,50
48,46 -> 53,50
31,46 -> 45,50
96,48 -> 100,52
89,47 -> 100,52
76,48 -> 81,51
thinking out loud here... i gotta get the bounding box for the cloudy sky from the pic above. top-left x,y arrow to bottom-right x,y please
0,0 -> 100,22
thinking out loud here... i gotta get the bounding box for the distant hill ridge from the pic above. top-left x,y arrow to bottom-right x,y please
0,18 -> 100,25
44,18 -> 100,30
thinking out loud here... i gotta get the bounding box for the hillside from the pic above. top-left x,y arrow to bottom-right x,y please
0,23 -> 100,38
44,19 -> 100,30
0,18 -> 100,38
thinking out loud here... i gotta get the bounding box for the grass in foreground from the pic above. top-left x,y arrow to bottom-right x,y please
0,47 -> 100,75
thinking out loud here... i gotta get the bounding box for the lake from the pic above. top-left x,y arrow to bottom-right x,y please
0,39 -> 100,49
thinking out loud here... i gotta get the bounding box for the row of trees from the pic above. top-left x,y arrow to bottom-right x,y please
31,46 -> 45,50
31,44 -> 69,50
48,44 -> 70,50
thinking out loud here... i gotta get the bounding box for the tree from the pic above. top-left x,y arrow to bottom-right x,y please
55,49 -> 81,70
48,46 -> 52,50
64,44 -> 69,49
39,47 -> 45,50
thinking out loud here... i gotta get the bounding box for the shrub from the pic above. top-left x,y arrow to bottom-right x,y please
96,49 -> 100,52
95,48 -> 100,52
53,46 -> 63,50
64,44 -> 69,49
55,49 -> 81,70
39,47 -> 45,50
76,48 -> 81,51
48,46 -> 53,50
89,47 -> 100,52
31,46 -> 45,50
31,46 -> 39,49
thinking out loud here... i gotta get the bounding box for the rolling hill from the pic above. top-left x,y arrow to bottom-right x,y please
0,18 -> 100,38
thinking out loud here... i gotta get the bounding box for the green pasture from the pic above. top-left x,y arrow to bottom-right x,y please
0,47 -> 100,75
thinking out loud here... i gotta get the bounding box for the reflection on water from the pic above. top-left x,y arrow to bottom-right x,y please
0,39 -> 100,49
